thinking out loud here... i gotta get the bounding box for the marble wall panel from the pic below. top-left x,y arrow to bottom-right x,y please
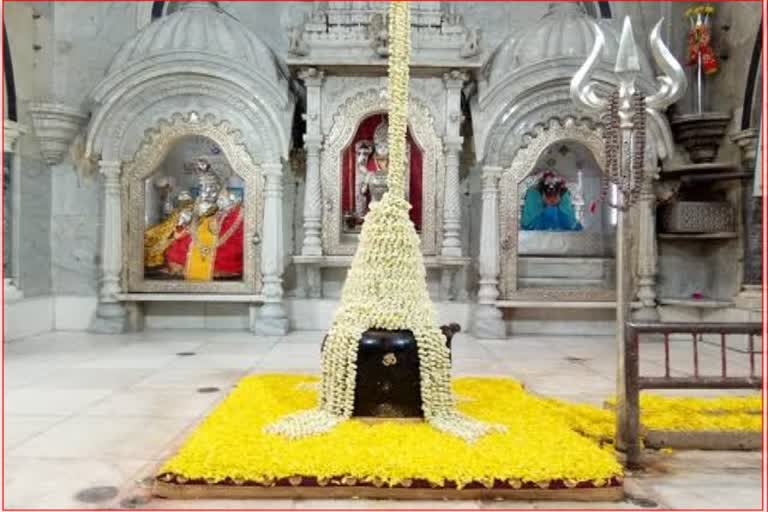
50,167 -> 101,295
17,156 -> 52,297
50,2 -> 138,108
224,2 -> 314,57
657,239 -> 740,302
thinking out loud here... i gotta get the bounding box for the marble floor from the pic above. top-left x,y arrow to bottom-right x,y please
2,329 -> 763,510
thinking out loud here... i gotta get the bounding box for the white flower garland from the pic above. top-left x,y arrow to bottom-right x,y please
265,0 -> 502,443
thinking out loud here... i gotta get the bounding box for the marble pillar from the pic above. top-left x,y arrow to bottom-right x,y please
441,70 -> 466,257
633,169 -> 660,321
473,165 -> 505,338
442,137 -> 463,257
253,161 -> 290,335
90,160 -> 127,333
299,68 -> 325,257
731,128 -> 762,312
3,121 -> 27,302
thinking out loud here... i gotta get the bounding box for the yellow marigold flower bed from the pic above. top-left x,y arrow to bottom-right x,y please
160,374 -> 623,488
635,394 -> 762,432
601,393 -> 762,433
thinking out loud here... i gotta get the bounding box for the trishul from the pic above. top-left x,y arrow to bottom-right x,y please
569,16 -> 686,465
570,17 -> 687,210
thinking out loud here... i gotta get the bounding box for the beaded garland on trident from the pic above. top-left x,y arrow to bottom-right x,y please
264,0 -> 501,442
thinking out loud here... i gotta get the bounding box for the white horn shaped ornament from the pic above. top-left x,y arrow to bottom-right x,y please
646,19 -> 687,109
570,22 -> 609,113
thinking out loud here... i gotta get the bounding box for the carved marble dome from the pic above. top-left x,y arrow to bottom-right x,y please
487,3 -> 652,83
107,2 -> 281,77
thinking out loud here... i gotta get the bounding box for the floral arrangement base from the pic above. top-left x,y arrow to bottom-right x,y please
153,374 -> 624,501
152,478 -> 623,501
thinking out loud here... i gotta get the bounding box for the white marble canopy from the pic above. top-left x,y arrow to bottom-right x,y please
486,3 -> 653,85
473,2 -> 673,169
470,3 -> 677,336
85,1 -> 295,164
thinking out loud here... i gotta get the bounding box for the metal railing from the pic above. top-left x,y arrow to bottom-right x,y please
621,322 -> 763,467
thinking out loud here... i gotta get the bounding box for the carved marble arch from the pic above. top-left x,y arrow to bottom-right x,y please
122,112 -> 263,294
498,117 -> 616,301
320,88 -> 443,256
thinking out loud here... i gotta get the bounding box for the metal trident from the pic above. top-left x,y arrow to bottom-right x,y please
570,16 -> 686,465
570,17 -> 686,211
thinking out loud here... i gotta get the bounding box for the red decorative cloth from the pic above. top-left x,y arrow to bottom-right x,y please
212,206 -> 244,276
687,24 -> 719,75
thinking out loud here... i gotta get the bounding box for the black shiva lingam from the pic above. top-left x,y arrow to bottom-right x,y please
321,324 -> 461,418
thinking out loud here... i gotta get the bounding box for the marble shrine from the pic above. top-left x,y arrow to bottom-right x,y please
1,1 -> 764,509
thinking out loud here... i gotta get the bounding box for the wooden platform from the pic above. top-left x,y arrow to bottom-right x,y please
153,480 -> 624,501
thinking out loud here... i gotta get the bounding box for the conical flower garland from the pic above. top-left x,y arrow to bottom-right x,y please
265,0 -> 502,443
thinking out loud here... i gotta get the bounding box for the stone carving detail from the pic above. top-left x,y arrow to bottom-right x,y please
287,3 -> 480,65
369,12 -> 390,57
659,202 -> 735,233
27,101 -> 88,167
320,78 -> 446,138
288,25 -> 309,57
122,112 -> 263,294
320,88 -> 443,256
94,79 -> 274,164
671,112 -> 732,163
498,117 -> 607,299
460,28 -> 481,58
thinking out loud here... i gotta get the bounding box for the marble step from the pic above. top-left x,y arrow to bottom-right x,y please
518,257 -> 613,279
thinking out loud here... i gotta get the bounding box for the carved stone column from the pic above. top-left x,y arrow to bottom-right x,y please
731,128 -> 762,312
302,137 -> 323,256
90,160 -> 127,333
473,165 -> 505,338
633,169 -> 660,321
253,162 -> 290,335
441,70 -> 466,257
299,68 -> 325,257
442,137 -> 463,257
3,121 -> 26,302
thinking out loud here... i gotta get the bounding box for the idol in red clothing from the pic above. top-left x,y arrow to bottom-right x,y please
144,158 -> 244,281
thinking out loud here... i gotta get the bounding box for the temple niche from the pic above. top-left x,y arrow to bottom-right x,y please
82,2 -> 296,334
289,2 -> 481,301
470,3 -> 674,337
516,140 -> 616,292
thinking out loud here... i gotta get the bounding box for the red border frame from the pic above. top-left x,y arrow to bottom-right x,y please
0,1 -> 766,511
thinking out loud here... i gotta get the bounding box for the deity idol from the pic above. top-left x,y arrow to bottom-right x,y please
143,158 -> 244,280
521,170 -> 583,231
352,119 -> 410,222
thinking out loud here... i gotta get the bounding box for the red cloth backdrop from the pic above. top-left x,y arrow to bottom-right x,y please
340,113 -> 423,230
